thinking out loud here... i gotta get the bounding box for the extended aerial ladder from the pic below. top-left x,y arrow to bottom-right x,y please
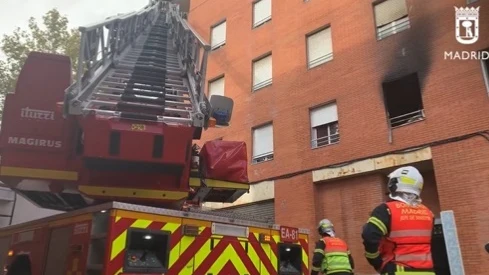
0,0 -> 249,212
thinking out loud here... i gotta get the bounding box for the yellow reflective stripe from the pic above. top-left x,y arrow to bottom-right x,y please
206,243 -> 249,274
311,266 -> 321,271
115,216 -> 121,223
399,176 -> 416,185
365,251 -> 380,259
245,241 -> 261,273
390,229 -> 432,238
110,219 -> 152,260
314,248 -> 325,254
115,267 -> 122,275
368,216 -> 387,235
162,222 -> 180,267
396,272 -> 435,275
396,253 -> 432,262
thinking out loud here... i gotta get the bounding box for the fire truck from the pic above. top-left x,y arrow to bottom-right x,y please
0,1 -> 310,274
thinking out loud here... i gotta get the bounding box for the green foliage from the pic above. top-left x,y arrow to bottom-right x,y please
0,9 -> 80,112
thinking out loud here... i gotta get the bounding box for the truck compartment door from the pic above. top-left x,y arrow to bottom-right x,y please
43,226 -> 72,275
277,243 -> 302,275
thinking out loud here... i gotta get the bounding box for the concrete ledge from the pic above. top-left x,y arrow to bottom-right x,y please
202,180 -> 275,209
312,147 -> 432,183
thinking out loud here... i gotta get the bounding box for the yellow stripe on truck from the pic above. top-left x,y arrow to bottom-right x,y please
0,166 -> 78,181
110,219 -> 152,260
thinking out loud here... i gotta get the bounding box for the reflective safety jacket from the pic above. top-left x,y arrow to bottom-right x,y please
321,237 -> 353,274
379,201 -> 434,272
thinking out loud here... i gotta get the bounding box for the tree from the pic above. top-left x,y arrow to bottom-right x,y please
0,9 -> 80,112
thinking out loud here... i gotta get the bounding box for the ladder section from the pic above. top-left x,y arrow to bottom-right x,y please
64,0 -> 212,128
86,17 -> 194,125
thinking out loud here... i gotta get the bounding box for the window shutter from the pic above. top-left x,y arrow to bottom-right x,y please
211,21 -> 226,48
310,103 -> 338,128
253,55 -> 272,87
253,0 -> 272,26
307,27 -> 333,67
253,124 -> 274,157
209,77 -> 225,97
374,0 -> 408,27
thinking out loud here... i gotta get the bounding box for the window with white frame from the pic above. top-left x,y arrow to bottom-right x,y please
252,123 -> 274,164
208,76 -> 225,98
211,21 -> 226,50
252,54 -> 272,91
310,103 -> 339,148
307,27 -> 333,69
253,0 -> 271,28
374,0 -> 410,40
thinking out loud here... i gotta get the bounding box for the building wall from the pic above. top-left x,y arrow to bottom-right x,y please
188,0 -> 489,274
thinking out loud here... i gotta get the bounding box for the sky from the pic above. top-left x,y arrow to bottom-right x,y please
0,0 -> 150,59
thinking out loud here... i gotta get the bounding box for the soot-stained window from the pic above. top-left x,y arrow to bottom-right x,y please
278,243 -> 302,275
382,73 -> 425,128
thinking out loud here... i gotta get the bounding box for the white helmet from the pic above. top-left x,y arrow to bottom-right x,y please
387,166 -> 424,197
317,219 -> 336,237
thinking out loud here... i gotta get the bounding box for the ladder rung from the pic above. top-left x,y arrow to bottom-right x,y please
87,100 -> 191,115
110,72 -> 184,85
104,77 -> 188,92
96,86 -> 189,101
83,108 -> 192,125
93,92 -> 192,108
118,60 -> 180,70
100,81 -> 188,95
114,64 -> 181,76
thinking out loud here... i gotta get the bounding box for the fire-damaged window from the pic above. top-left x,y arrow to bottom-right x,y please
382,73 -> 425,129
278,243 -> 302,275
124,228 -> 171,273
373,0 -> 410,40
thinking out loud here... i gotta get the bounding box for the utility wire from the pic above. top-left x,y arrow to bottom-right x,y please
250,130 -> 489,184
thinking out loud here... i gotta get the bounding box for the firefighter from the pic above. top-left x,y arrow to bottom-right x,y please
361,166 -> 435,275
311,219 -> 355,275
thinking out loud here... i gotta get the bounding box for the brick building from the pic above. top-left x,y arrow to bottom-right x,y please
187,0 -> 489,274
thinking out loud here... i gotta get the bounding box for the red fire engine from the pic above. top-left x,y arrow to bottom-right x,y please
0,1 -> 310,274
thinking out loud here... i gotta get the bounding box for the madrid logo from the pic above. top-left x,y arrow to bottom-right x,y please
454,6 -> 480,45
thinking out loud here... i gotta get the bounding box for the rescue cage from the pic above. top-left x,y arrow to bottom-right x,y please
0,202 -> 310,275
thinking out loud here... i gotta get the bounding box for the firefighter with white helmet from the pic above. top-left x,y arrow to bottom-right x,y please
311,219 -> 355,275
361,166 -> 435,275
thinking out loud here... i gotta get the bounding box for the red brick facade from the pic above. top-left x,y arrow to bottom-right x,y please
188,0 -> 489,274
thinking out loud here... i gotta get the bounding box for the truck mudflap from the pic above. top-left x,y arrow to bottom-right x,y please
107,214 -> 309,275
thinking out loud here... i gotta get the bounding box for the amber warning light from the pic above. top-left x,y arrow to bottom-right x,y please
7,250 -> 13,257
259,233 -> 271,243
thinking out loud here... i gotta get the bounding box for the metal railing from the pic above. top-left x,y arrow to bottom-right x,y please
311,132 -> 339,149
389,109 -> 425,129
377,16 -> 410,40
167,3 -> 212,127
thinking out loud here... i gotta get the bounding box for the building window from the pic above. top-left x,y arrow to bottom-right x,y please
373,0 -> 410,40
208,76 -> 225,98
252,123 -> 274,164
310,102 -> 339,148
382,73 -> 425,129
252,54 -> 272,91
306,26 -> 333,69
467,0 -> 478,4
253,0 -> 272,28
211,21 -> 226,50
